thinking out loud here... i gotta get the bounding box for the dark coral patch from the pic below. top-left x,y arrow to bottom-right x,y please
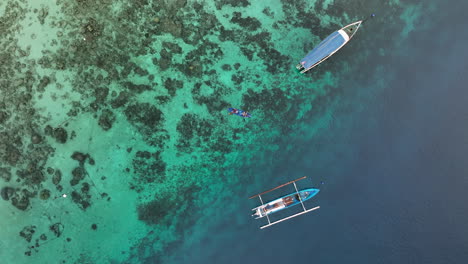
259,47 -> 290,74
132,150 -> 166,187
193,93 -> 230,114
153,49 -> 172,71
110,91 -> 131,109
10,190 -> 32,211
164,78 -> 183,97
230,12 -> 261,31
242,88 -> 289,114
137,194 -> 174,225
176,113 -> 215,153
210,136 -> 233,154
215,0 -> 249,9
231,73 -> 244,85
162,41 -> 182,54
44,126 -> 67,144
93,87 -> 109,103
122,81 -> 152,93
124,103 -> 164,133
16,167 -> 45,186
137,184 -> 201,226
176,113 -> 213,140
71,189 -> 91,211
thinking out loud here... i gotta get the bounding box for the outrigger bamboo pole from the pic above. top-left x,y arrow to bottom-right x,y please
249,176 -> 307,199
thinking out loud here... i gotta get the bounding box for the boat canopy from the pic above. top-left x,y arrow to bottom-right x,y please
300,30 -> 349,69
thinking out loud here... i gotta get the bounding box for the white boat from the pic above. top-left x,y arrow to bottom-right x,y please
296,20 -> 363,73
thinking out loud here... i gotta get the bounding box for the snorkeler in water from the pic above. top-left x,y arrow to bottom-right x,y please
228,107 -> 251,118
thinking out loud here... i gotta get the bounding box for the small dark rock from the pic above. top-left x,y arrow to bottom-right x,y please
11,195 -> 30,210
49,223 -> 64,237
46,167 -> 55,175
71,152 -> 88,163
31,134 -> 42,144
98,109 -> 116,131
52,170 -> 62,185
155,95 -> 170,104
19,225 -> 37,242
39,189 -> 51,200
0,111 -> 10,124
91,224 -> 97,230
70,167 -> 85,186
53,127 -> 67,144
44,125 -> 53,136
122,81 -> 151,93
37,76 -> 50,92
81,182 -> 90,193
221,64 -> 232,71
1,186 -> 15,200
0,167 -> 12,182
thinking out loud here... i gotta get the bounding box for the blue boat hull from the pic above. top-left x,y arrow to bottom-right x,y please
300,31 -> 346,70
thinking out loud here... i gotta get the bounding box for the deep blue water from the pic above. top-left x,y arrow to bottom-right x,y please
184,2 -> 468,264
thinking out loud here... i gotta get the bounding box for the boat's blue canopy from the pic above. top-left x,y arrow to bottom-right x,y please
300,31 -> 346,69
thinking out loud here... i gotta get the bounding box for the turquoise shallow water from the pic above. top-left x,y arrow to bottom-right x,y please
0,0 -> 452,263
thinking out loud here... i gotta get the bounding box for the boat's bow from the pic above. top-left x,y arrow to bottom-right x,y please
340,21 -> 362,40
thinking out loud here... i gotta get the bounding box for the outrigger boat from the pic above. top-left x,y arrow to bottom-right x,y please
296,20 -> 363,73
250,176 -> 320,229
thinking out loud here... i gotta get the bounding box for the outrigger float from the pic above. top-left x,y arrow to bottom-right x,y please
296,16 -> 374,73
250,176 -> 320,229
